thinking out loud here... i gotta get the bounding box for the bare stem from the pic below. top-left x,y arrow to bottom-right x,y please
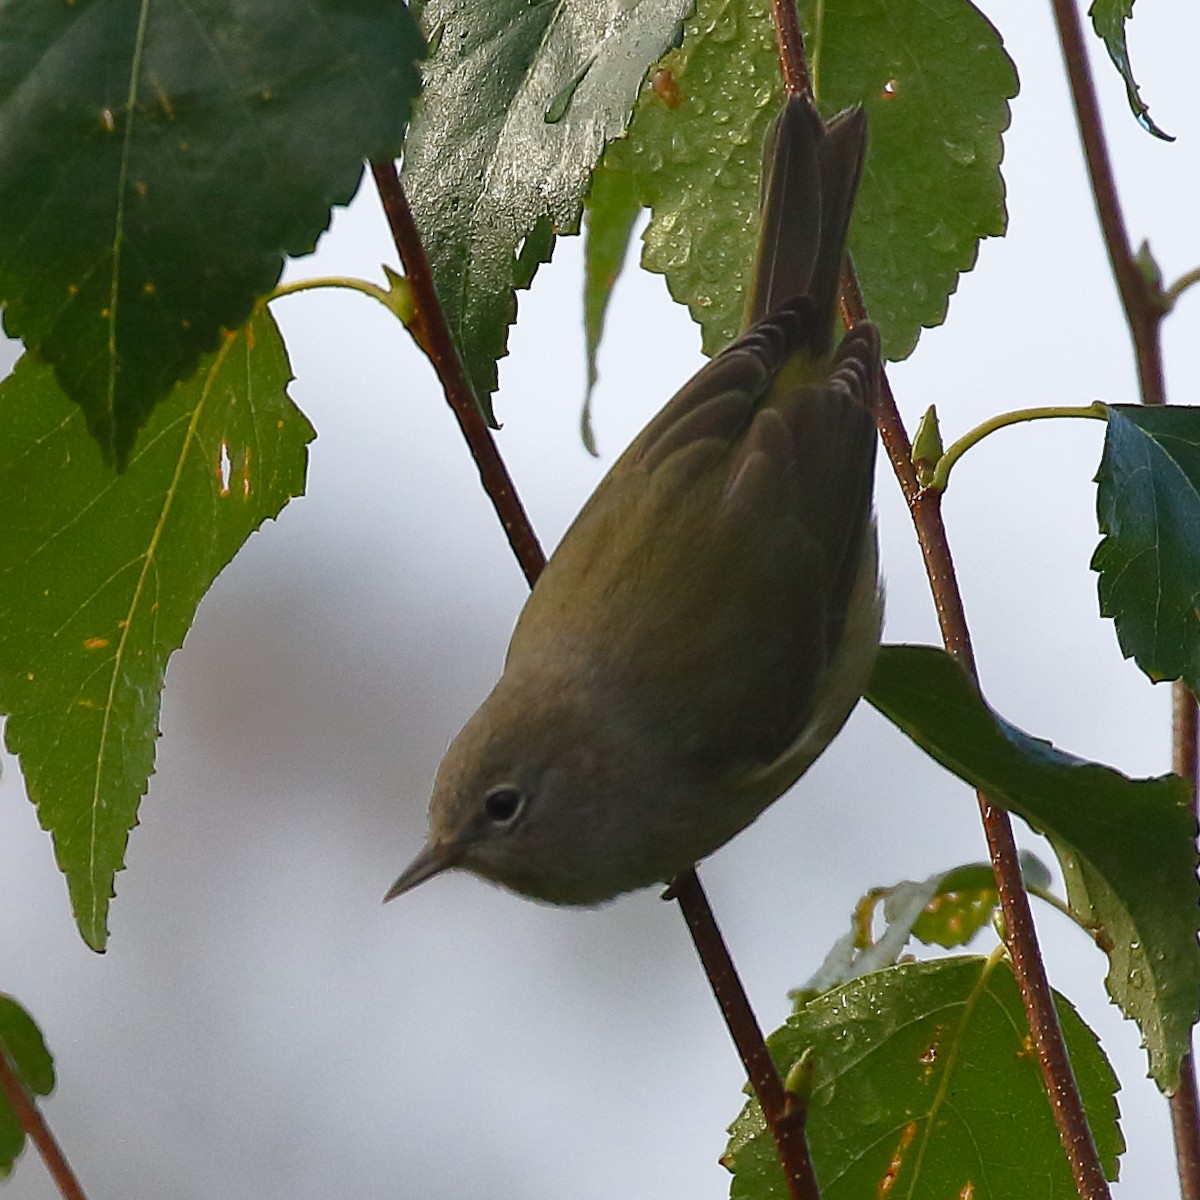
670,869 -> 820,1200
1048,0 -> 1164,406
840,196 -> 1113,1200
0,1051 -> 88,1200
770,0 -> 810,95
1172,684 -> 1200,1200
1047,0 -> 1199,1189
370,158 -> 805,1189
1165,267 -> 1200,309
928,403 -> 1107,493
369,161 -> 546,587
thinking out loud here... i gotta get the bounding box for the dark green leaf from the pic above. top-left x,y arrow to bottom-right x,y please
0,0 -> 421,466
867,643 -> 1200,1092
0,994 -> 54,1180
600,0 -> 1017,361
402,0 -> 690,423
726,957 -> 1122,1199
581,160 -> 642,454
1092,404 -> 1200,696
1088,0 -> 1173,140
0,311 -> 314,950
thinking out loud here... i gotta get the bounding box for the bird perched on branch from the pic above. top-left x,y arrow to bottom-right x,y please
388,93 -> 881,906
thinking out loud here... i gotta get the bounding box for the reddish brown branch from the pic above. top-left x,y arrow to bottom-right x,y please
1171,684 -> 1200,1200
670,870 -> 820,1200
369,161 -> 546,586
1048,0 -> 1165,406
1048,0 -> 1198,1190
770,0 -> 810,96
0,1051 -> 88,1200
840,176 -> 1113,1200
370,156 -> 809,1191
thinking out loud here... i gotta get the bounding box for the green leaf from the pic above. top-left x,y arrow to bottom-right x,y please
581,159 -> 642,454
726,957 -> 1122,1199
0,0 -> 421,467
1088,0 -> 1173,140
401,0 -> 690,423
601,0 -> 1017,361
867,643 -> 1200,1092
0,994 -> 54,1180
0,310 -> 315,950
907,863 -> 1000,949
1092,404 -> 1200,696
799,852 -> 1051,1000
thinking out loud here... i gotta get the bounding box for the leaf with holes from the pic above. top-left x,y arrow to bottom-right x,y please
401,0 -> 690,424
0,0 -> 421,466
726,957 -> 1122,1199
0,310 -> 314,950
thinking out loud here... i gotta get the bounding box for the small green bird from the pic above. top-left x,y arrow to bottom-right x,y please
388,93 -> 881,905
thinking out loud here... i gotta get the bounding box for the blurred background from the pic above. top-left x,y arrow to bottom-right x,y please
2,3 -> 1198,1197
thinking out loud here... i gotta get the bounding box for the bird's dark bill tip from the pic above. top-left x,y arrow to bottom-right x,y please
383,841 -> 460,903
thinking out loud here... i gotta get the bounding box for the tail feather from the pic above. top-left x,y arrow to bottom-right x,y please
743,95 -> 867,353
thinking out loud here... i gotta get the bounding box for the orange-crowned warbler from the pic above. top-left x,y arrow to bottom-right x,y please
387,94 -> 881,905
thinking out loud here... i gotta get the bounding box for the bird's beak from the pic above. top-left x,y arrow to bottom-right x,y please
383,841 -> 461,902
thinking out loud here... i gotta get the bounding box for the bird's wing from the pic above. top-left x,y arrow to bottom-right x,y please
509,301 -> 879,780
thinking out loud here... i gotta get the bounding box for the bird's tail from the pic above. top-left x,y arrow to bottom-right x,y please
743,94 -> 867,353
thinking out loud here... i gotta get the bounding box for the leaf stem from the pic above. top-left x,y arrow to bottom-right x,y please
369,161 -> 546,586
269,274 -> 412,322
669,869 -> 820,1200
0,1050 -> 88,1200
927,403 -> 1107,492
1165,267 -> 1200,309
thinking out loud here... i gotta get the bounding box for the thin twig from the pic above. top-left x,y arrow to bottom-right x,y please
837,109 -> 1114,1200
1047,0 -> 1200,1189
1048,0 -> 1164,406
1172,684 -> 1200,1200
369,161 -> 546,587
670,870 -> 820,1200
370,157 -> 806,1190
770,0 -> 810,96
0,1051 -> 88,1200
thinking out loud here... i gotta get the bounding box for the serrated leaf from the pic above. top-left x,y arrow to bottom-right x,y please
1088,0 -> 1173,140
0,994 -> 54,1180
401,0 -> 690,423
0,311 -> 314,950
581,159 -> 642,454
600,0 -> 1016,361
0,0 -> 421,467
727,957 -> 1122,1199
867,643 -> 1200,1092
1092,404 -> 1200,696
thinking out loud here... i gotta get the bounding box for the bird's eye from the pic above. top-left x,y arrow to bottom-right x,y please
483,786 -> 525,825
